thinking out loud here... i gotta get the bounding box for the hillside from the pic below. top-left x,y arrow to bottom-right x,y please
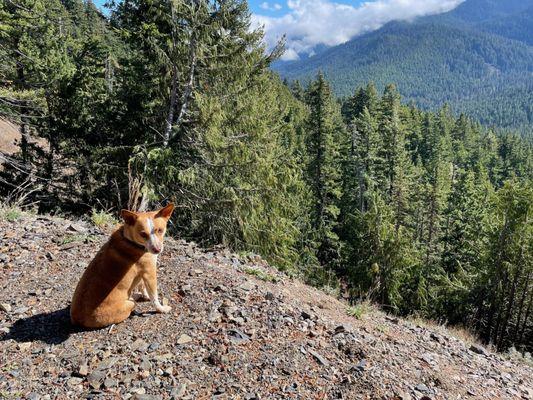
274,0 -> 533,133
1,212 -> 532,399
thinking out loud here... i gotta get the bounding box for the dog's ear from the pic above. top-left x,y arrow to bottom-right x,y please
156,203 -> 175,220
121,209 -> 138,225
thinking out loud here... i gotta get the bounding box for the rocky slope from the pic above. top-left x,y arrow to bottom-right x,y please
0,212 -> 532,399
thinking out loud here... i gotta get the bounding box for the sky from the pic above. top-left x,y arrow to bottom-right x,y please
93,0 -> 465,60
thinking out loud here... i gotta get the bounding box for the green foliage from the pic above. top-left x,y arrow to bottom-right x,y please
59,233 -> 98,245
346,302 -> 372,319
244,268 -> 279,283
0,206 -> 22,222
91,209 -> 118,229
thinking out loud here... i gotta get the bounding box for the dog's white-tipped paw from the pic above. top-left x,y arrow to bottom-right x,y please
157,305 -> 172,313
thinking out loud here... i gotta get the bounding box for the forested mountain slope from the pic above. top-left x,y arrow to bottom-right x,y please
275,0 -> 533,133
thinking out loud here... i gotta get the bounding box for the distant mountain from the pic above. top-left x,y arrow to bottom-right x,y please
478,6 -> 533,45
275,0 -> 533,134
434,0 -> 531,24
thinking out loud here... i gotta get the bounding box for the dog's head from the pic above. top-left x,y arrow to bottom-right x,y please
120,204 -> 175,254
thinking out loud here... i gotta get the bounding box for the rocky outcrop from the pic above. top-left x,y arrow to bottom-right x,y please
1,213 -> 532,399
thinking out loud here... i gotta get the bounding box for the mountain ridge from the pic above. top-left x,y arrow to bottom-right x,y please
275,0 -> 533,133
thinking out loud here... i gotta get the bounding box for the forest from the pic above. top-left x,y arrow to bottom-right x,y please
0,0 -> 532,353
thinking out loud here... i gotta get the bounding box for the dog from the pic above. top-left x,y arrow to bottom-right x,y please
70,203 -> 175,328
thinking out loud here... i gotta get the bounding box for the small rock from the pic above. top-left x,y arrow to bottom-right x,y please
148,342 -> 160,352
67,222 -> 87,233
469,344 -> 488,356
170,383 -> 187,399
355,359 -> 367,371
17,342 -> 31,351
308,349 -> 329,367
76,364 -> 89,377
214,284 -> 227,292
67,377 -> 83,388
301,310 -> 312,320
131,386 -> 146,395
132,338 -> 148,352
0,303 -> 12,313
104,378 -> 117,388
227,329 -> 250,344
140,370 -> 150,379
87,370 -> 106,389
13,306 -> 29,315
177,334 -> 193,345
334,325 -> 347,335
133,395 -> 159,400
264,292 -> 275,301
239,282 -> 255,291
414,383 -> 430,393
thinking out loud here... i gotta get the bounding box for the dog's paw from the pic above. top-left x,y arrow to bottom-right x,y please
157,305 -> 172,314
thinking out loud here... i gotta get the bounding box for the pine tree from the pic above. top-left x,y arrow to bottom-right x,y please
376,84 -> 413,232
341,82 -> 378,124
305,73 -> 345,270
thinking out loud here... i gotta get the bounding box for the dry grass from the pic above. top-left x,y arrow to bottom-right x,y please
408,315 -> 485,348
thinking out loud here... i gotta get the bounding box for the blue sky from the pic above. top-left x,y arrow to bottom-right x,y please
93,0 -> 464,60
93,0 -> 366,15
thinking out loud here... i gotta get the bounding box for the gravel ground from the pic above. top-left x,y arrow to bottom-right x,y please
1,213 -> 532,399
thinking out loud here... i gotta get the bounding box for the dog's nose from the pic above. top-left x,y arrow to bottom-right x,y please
152,247 -> 162,254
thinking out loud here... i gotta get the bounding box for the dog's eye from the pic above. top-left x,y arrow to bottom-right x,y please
157,228 -> 164,234
140,232 -> 149,239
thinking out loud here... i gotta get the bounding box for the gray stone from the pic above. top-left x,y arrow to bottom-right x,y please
414,383 -> 430,393
87,370 -> 106,389
227,329 -> 250,344
308,349 -> 329,367
469,344 -> 488,356
104,378 -> 118,388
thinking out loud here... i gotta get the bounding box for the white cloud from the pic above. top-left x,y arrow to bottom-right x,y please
260,2 -> 283,11
252,0 -> 465,61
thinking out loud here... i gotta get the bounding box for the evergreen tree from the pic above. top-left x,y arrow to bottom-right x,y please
482,181 -> 532,350
305,73 -> 344,270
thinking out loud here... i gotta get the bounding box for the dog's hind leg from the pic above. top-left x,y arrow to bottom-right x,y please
99,299 -> 136,327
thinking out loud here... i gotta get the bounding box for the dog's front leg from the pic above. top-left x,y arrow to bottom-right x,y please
143,272 -> 171,314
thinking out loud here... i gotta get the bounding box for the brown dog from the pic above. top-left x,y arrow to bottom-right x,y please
70,204 -> 175,328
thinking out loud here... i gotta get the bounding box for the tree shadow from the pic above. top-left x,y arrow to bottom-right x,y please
0,306 -> 78,345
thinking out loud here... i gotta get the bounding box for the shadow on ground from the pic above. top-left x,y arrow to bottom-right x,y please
0,306 -> 75,345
